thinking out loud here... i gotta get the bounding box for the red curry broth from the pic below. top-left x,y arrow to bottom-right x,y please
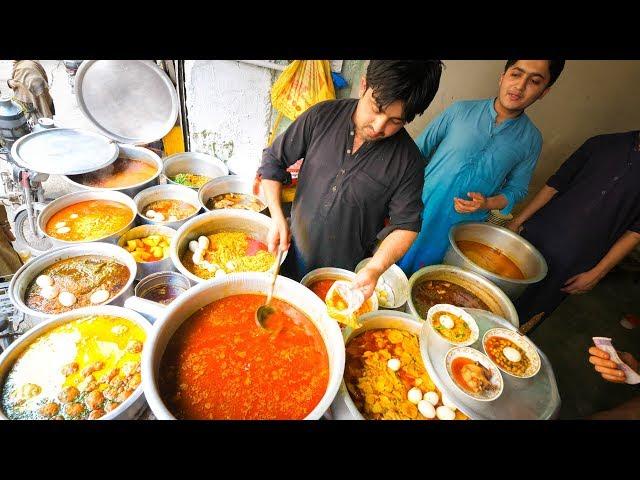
159,294 -> 329,419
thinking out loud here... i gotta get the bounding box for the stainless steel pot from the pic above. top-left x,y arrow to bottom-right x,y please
406,264 -> 519,327
133,184 -> 201,230
38,190 -> 138,248
443,222 -> 548,300
61,144 -> 163,198
8,242 -> 138,321
198,175 -> 268,215
124,272 -> 345,420
170,209 -> 286,285
162,151 -> 228,189
117,224 -> 177,280
0,305 -> 151,420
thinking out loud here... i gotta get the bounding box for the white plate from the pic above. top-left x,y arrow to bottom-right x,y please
427,304 -> 479,347
482,328 -> 541,378
444,346 -> 503,402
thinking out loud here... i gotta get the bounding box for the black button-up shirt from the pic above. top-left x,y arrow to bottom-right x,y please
258,98 -> 425,279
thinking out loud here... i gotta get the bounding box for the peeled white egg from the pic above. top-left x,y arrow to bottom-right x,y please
40,285 -> 59,300
387,358 -> 401,372
424,391 -> 439,406
188,240 -> 199,253
56,226 -> 71,234
407,387 -> 422,404
146,209 -> 157,218
441,395 -> 458,411
226,261 -> 236,271
70,213 -> 79,219
439,314 -> 455,329
154,212 -> 165,222
55,221 -> 67,229
436,405 -> 456,420
58,291 -> 77,307
503,346 -> 522,363
168,215 -> 178,222
192,250 -> 204,266
90,289 -> 110,304
202,261 -> 217,272
198,236 -> 210,250
36,275 -> 54,288
214,269 -> 226,279
418,400 -> 436,419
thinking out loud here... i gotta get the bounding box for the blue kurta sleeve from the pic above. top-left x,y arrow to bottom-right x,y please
496,131 -> 542,215
414,102 -> 458,161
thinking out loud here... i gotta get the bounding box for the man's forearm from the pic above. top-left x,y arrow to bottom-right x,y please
261,179 -> 285,221
367,230 -> 418,275
593,230 -> 640,277
513,185 -> 558,225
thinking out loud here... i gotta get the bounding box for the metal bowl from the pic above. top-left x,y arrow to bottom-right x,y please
198,175 -> 268,215
125,272 -> 345,419
406,265 -> 519,327
444,222 -> 548,300
354,258 -> 409,311
61,144 -> 163,198
0,305 -> 151,420
134,271 -> 191,305
162,151 -> 228,189
8,242 -> 138,321
117,224 -> 177,280
170,209 -> 286,285
133,184 -> 201,230
38,190 -> 137,248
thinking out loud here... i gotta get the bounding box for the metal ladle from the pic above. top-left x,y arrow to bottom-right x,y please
255,248 -> 284,329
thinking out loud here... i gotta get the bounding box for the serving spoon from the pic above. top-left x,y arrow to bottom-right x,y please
255,248 -> 284,329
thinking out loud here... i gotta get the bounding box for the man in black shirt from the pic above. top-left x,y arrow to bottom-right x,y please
258,60 -> 443,299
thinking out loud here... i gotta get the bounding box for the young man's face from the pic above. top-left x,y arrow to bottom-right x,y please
353,77 -> 406,142
497,60 -> 552,113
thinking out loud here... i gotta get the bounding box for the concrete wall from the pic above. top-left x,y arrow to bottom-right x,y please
405,60 -> 640,210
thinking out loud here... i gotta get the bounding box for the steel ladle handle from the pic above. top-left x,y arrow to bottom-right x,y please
266,248 -> 284,305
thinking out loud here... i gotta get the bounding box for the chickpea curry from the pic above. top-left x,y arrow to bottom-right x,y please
484,336 -> 531,377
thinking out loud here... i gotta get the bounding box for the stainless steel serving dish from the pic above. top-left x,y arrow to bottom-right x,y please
134,271 -> 191,304
170,209 -> 286,285
8,242 -> 138,321
38,190 -> 138,248
61,144 -> 163,197
117,224 -> 177,280
162,151 -> 228,189
407,264 -> 519,327
198,175 -> 268,215
124,272 -> 345,420
443,222 -> 548,300
133,184 -> 201,230
0,305 -> 151,420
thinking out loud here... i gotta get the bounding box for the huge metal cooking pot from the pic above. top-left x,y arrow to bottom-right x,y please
0,305 -> 151,420
38,190 -> 138,248
444,222 -> 548,300
170,209 -> 286,285
198,175 -> 268,215
407,264 -> 519,327
133,184 -> 201,230
9,242 -> 138,321
61,144 -> 163,198
162,151 -> 228,189
124,272 -> 345,420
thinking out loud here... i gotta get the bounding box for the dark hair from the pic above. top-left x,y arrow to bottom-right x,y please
504,60 -> 565,88
365,60 -> 444,124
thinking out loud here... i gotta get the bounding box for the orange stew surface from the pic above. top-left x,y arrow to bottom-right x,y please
309,279 -> 335,301
159,294 -> 329,419
451,356 -> 476,392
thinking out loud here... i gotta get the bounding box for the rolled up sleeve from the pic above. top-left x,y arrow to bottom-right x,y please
496,134 -> 542,215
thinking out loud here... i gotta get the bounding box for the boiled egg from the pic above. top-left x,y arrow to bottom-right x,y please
423,391 -> 439,406
214,269 -> 226,279
90,289 -> 110,304
36,275 -> 54,288
40,285 -> 59,300
146,209 -> 157,218
198,236 -> 210,250
439,314 -> 454,329
442,395 -> 457,411
436,405 -> 456,420
192,250 -> 204,266
56,226 -> 71,234
168,215 -> 178,222
407,387 -> 423,404
58,291 -> 77,307
188,240 -> 199,253
154,212 -> 165,222
69,213 -> 79,219
418,400 -> 436,419
55,221 -> 67,229
387,358 -> 401,372
226,261 -> 236,271
503,346 -> 522,363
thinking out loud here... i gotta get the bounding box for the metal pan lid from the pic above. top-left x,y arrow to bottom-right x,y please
10,128 -> 119,175
75,60 -> 179,145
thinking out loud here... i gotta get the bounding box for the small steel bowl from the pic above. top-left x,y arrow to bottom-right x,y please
162,152 -> 228,189
198,175 -> 268,215
117,224 -> 177,280
134,271 -> 191,306
133,184 -> 201,230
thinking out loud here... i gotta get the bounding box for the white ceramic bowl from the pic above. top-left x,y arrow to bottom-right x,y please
444,346 -> 503,402
426,304 -> 479,347
482,328 -> 541,378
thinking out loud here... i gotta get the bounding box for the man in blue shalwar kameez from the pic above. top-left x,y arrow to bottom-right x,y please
398,60 -> 565,276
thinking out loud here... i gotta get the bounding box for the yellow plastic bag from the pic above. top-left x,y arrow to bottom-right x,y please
267,60 -> 335,145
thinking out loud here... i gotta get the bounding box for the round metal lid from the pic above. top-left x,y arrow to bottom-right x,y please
420,308 -> 560,420
75,60 -> 179,145
10,128 -> 119,175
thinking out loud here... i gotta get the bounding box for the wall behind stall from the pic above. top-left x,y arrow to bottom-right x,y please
405,60 -> 640,211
